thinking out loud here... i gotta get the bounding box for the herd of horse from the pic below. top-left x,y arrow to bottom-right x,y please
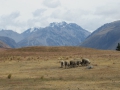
60,58 -> 91,68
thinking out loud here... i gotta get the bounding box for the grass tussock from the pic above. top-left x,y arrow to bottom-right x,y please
7,74 -> 12,79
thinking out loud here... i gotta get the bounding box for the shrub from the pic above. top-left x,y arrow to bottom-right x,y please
7,74 -> 12,79
59,77 -> 63,80
40,76 -> 44,80
116,43 -> 120,51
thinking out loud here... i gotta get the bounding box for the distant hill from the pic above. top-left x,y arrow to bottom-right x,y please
18,21 -> 91,47
0,40 -> 11,48
0,30 -> 24,42
80,20 -> 120,50
0,36 -> 18,48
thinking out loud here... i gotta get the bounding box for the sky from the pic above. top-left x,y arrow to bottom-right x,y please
0,0 -> 120,33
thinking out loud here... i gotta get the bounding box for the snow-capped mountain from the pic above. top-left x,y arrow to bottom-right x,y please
0,21 -> 91,48
49,21 -> 67,27
21,28 -> 41,38
18,21 -> 91,47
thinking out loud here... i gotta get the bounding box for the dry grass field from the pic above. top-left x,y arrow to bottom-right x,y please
0,46 -> 120,90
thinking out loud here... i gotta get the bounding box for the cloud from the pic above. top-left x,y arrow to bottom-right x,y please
1,12 -> 20,21
94,3 -> 120,19
1,0 -> 120,33
0,12 -> 20,28
33,9 -> 47,17
50,8 -> 97,30
43,0 -> 61,8
27,17 -> 50,28
0,12 -> 26,33
50,0 -> 120,32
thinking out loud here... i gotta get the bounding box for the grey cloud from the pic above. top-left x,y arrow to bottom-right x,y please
50,8 -> 110,31
0,12 -> 27,33
33,9 -> 47,17
0,12 -> 20,27
51,8 -> 92,23
43,0 -> 61,8
94,2 -> 120,18
27,16 -> 50,28
9,12 -> 20,19
0,12 -> 20,22
0,11 -> 49,33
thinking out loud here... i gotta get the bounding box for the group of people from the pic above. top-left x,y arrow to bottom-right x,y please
60,58 -> 91,68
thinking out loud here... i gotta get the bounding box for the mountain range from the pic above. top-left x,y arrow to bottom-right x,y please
0,20 -> 120,50
80,20 -> 120,50
0,21 -> 91,48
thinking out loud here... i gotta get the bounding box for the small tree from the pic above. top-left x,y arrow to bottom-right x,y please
116,43 -> 120,51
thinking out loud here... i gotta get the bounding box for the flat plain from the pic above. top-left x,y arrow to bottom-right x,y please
0,46 -> 120,90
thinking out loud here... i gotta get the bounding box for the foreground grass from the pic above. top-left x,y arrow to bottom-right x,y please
0,46 -> 120,90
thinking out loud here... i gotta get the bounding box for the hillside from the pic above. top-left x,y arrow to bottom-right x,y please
80,20 -> 120,50
0,30 -> 24,42
0,36 -> 18,48
0,40 -> 11,48
0,46 -> 120,90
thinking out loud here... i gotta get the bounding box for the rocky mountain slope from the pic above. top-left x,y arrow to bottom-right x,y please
0,40 -> 11,48
0,36 -> 18,48
0,22 -> 91,48
80,20 -> 120,50
18,22 -> 91,47
0,30 -> 24,42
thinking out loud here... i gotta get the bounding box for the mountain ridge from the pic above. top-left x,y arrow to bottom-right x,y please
0,30 -> 24,42
80,20 -> 120,50
0,21 -> 91,48
0,40 -> 11,48
18,22 -> 90,47
0,36 -> 18,48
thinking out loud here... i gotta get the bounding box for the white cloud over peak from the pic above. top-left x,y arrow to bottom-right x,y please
0,0 -> 120,33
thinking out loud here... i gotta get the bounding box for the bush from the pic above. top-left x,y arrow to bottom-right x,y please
40,76 -> 44,80
7,74 -> 12,79
116,43 -> 120,51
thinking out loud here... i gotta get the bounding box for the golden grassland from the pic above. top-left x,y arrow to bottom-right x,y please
0,46 -> 120,90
